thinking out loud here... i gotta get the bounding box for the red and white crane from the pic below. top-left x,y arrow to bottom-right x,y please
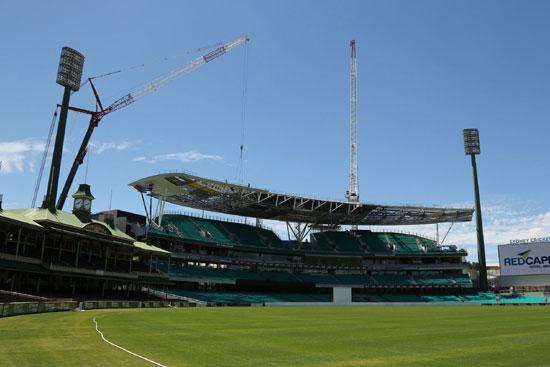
346,40 -> 359,210
55,35 -> 249,210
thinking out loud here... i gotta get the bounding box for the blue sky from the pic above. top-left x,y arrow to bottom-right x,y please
1,0 -> 550,262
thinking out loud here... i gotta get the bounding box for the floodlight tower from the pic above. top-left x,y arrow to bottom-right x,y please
42,47 -> 85,213
346,40 -> 359,230
463,128 -> 488,291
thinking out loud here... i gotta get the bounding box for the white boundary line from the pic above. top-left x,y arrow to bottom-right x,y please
93,316 -> 169,367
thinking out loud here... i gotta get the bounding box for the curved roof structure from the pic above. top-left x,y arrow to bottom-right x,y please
129,172 -> 473,226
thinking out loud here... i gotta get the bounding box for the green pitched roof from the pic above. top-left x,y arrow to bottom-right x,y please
2,208 -> 168,256
0,209 -> 44,229
133,241 -> 170,255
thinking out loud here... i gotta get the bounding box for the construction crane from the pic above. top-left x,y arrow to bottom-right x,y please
55,35 -> 249,210
346,40 -> 359,228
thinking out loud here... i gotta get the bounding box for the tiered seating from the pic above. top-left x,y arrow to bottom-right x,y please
373,274 -> 415,286
334,274 -> 377,285
167,265 -> 301,283
310,232 -> 335,252
158,215 -> 208,243
158,288 -> 332,304
354,232 -> 391,253
255,227 -> 286,249
186,216 -> 234,246
169,265 -> 231,280
461,293 -> 496,304
418,237 -> 440,252
155,215 -> 283,249
213,221 -> 269,248
415,275 -> 455,286
260,270 -> 300,283
322,231 -> 363,252
453,274 -> 473,286
154,215 -> 458,257
352,231 -> 446,254
221,268 -> 264,281
422,295 -> 461,302
163,262 -> 471,290
295,273 -> 340,284
390,233 -> 425,253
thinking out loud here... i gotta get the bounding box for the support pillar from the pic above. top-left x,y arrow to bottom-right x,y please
129,250 -> 133,273
104,247 -> 109,271
40,235 -> 46,261
75,241 -> 80,268
36,277 -> 41,295
15,227 -> 22,257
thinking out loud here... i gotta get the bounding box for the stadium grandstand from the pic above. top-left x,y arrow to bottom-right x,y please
104,171 -> 509,305
0,184 -> 171,302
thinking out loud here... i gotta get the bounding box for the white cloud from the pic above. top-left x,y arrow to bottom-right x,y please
134,150 -> 223,164
0,139 -> 45,174
88,141 -> 132,154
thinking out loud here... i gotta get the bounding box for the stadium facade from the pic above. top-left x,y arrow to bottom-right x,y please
0,185 -> 171,300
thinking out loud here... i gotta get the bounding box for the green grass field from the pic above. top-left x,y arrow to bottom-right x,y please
1,306 -> 550,366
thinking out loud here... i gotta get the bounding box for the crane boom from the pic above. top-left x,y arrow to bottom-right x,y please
55,35 -> 249,210
104,35 -> 249,116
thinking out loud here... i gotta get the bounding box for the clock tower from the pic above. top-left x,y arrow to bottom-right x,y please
72,184 -> 94,223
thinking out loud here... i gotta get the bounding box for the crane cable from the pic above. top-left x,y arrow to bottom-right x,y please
31,106 -> 59,207
237,41 -> 249,184
79,41 -> 227,90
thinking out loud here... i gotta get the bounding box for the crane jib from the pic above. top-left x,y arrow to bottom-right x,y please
203,46 -> 227,63
55,36 -> 247,211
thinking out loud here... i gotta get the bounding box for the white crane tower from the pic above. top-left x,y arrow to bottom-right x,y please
346,40 -> 359,230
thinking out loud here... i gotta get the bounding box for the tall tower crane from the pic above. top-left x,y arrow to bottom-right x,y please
346,40 -> 359,222
55,35 -> 249,210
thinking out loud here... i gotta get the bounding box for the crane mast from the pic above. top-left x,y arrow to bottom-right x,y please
347,40 -> 359,208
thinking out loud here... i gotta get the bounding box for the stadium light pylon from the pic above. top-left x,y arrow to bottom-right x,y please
463,128 -> 488,292
42,47 -> 85,213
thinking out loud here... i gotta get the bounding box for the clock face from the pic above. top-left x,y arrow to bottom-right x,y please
83,199 -> 91,210
74,198 -> 83,209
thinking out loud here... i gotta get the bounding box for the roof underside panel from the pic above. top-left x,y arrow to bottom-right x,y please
129,173 -> 474,226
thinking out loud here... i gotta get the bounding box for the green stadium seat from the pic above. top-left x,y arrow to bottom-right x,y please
156,288 -> 332,304
322,231 -> 364,253
334,274 -> 376,286
213,221 -> 269,248
414,275 -> 455,286
373,274 -> 415,286
311,232 -> 336,252
295,273 -> 340,284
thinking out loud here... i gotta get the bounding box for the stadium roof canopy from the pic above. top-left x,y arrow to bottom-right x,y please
129,173 -> 474,226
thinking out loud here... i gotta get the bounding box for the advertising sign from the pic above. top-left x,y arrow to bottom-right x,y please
499,242 -> 550,276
